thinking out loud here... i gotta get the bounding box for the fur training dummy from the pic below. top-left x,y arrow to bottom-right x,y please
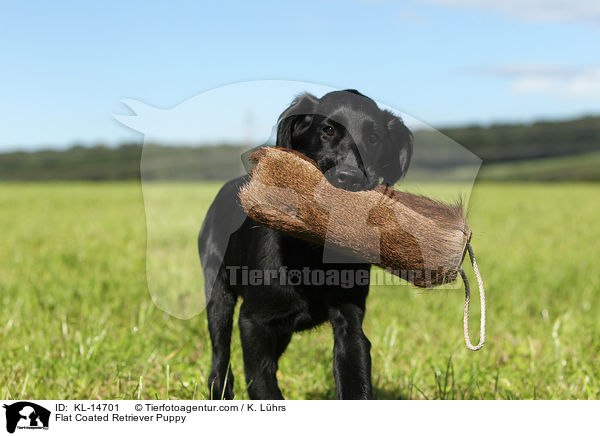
238,147 -> 472,288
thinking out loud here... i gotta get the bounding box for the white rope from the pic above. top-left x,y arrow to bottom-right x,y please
460,243 -> 486,351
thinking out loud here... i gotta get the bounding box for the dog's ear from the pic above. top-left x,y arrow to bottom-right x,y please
276,93 -> 319,148
382,110 -> 413,185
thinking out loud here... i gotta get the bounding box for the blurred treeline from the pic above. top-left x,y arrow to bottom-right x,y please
1,115 -> 599,181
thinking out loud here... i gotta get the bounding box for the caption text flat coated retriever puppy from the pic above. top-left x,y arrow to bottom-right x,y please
198,90 -> 413,399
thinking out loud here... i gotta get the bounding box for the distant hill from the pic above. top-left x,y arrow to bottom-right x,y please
438,115 -> 600,162
0,115 -> 599,181
0,144 -> 143,181
0,144 -> 246,181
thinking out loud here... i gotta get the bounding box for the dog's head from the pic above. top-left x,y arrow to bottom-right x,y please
276,89 -> 413,191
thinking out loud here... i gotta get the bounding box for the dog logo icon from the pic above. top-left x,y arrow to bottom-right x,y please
3,402 -> 50,433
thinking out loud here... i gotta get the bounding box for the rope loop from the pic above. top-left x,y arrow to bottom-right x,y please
460,243 -> 486,351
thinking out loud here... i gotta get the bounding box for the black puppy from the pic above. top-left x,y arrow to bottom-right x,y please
198,90 -> 413,400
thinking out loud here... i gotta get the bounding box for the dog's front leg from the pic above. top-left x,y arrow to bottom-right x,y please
239,303 -> 290,400
329,302 -> 373,399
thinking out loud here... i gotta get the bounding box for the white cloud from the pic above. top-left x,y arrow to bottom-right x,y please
472,63 -> 600,98
421,0 -> 600,25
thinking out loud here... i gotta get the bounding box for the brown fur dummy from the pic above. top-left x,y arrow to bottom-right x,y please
239,147 -> 471,288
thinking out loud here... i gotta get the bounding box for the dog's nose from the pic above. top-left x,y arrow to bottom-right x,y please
335,168 -> 367,191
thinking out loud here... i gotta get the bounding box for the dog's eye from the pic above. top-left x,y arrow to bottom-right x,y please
322,126 -> 335,136
368,133 -> 378,143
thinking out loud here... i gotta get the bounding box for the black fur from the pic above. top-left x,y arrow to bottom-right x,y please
198,90 -> 413,399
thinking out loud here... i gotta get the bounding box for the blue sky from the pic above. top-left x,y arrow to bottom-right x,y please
1,0 -> 599,150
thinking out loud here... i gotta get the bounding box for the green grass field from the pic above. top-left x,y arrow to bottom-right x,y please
1,182 -> 599,399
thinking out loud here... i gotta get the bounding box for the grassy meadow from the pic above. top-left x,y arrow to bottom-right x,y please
1,181 -> 599,399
